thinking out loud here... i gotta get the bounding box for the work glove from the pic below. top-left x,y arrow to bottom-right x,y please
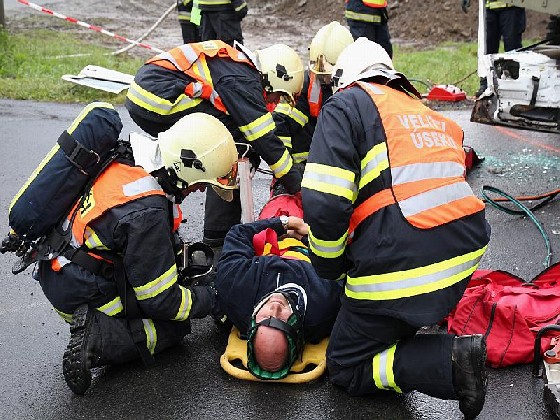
461,0 -> 470,13
277,165 -> 302,195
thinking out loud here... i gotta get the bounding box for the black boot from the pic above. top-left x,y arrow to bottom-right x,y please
474,77 -> 487,98
452,334 -> 488,419
62,304 -> 101,395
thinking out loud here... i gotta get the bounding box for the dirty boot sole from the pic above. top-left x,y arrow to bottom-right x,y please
63,304 -> 93,395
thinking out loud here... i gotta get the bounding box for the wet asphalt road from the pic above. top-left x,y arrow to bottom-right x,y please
0,99 -> 559,419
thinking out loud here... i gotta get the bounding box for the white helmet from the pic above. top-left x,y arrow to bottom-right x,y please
332,37 -> 395,93
158,113 -> 238,190
309,21 -> 353,77
256,44 -> 304,103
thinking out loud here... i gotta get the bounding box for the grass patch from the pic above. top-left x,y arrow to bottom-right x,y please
0,28 -> 144,103
0,28 -> 541,102
394,42 -> 479,95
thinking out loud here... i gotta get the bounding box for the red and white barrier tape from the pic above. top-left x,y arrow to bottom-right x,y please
17,0 -> 165,54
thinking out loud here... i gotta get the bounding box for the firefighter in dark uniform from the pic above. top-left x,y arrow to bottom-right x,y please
125,40 -> 304,248
345,0 -> 393,57
301,38 -> 491,419
199,0 -> 247,45
36,110 -> 239,395
177,0 -> 201,44
215,216 -> 342,379
272,21 -> 353,167
462,0 -> 526,96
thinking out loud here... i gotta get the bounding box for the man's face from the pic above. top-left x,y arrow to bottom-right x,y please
255,293 -> 293,323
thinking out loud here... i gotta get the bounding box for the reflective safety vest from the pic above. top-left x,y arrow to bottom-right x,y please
363,0 -> 387,7
252,227 -> 311,263
349,81 -> 485,238
146,40 -> 256,114
51,162 -> 182,271
307,72 -> 323,118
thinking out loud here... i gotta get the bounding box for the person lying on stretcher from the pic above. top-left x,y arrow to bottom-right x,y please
214,216 -> 343,380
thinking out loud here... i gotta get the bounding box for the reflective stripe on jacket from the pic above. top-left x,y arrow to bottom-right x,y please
131,40 -> 254,114
178,0 -> 193,21
486,1 -> 511,9
345,0 -> 384,22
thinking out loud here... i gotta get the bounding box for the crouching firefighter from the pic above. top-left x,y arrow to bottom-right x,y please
5,105 -> 238,395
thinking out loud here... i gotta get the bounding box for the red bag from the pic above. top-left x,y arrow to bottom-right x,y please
257,192 -> 303,220
447,263 -> 560,367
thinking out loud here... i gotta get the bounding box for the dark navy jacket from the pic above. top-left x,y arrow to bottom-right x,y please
215,218 -> 342,342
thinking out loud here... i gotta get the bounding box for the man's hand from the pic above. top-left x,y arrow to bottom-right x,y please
461,0 -> 470,13
285,216 -> 308,239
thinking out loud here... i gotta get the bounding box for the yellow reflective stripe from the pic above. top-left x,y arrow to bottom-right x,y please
302,163 -> 357,201
289,107 -> 308,127
279,136 -> 292,149
97,297 -> 123,316
274,103 -> 308,127
127,81 -> 202,115
234,2 -> 247,12
359,143 -> 389,190
84,227 -> 110,250
10,144 -> 59,213
309,228 -> 348,259
336,272 -> 347,281
269,149 -> 293,177
372,344 -> 402,393
143,319 -> 157,355
174,286 -> 193,321
274,103 -> 292,116
198,0 -> 231,4
346,246 -> 488,300
239,113 -> 276,142
56,308 -> 73,323
134,265 -> 178,300
292,152 -> 308,163
68,102 -> 115,134
486,0 -> 510,9
9,102 -> 115,214
345,10 -> 382,22
191,55 -> 213,85
178,11 -> 192,20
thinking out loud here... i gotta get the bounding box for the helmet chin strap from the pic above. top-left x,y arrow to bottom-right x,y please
151,167 -> 185,204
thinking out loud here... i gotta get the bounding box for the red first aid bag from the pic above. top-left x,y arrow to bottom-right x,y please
447,263 -> 560,367
258,192 -> 303,220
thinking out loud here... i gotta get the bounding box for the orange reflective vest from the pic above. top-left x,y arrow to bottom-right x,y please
349,82 -> 485,238
307,72 -> 323,118
147,40 -> 256,113
363,0 -> 387,7
52,163 -> 182,271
